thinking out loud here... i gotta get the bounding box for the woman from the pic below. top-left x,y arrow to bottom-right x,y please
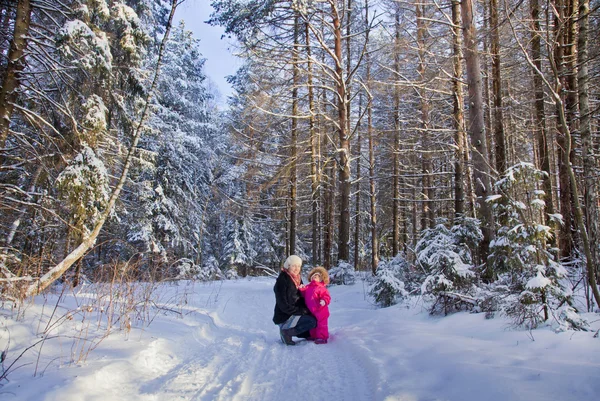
273,255 -> 317,345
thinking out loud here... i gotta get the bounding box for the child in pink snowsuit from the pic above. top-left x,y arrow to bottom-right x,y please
300,266 -> 331,344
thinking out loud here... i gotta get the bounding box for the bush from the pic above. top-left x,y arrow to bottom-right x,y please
488,163 -> 573,328
415,219 -> 480,297
329,261 -> 355,285
369,258 -> 408,307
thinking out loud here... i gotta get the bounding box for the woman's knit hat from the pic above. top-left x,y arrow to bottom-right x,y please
284,255 -> 303,270
308,266 -> 330,284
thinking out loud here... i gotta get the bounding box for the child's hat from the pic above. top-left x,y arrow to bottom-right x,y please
308,266 -> 330,284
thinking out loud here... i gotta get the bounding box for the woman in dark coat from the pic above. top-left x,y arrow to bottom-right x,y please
273,255 -> 317,345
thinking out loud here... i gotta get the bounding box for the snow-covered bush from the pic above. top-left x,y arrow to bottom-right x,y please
173,258 -> 199,280
487,163 -> 574,328
225,267 -> 239,280
369,256 -> 409,307
221,219 -> 257,277
329,261 -> 356,285
199,256 -> 223,281
415,219 -> 480,297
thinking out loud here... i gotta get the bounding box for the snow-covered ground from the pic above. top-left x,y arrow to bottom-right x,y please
2,278 -> 599,401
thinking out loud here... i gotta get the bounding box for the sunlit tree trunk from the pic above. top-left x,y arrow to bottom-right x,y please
451,0 -> 466,219
331,0 -> 351,262
461,0 -> 494,261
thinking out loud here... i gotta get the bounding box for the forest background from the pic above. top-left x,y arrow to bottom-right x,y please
1,0 -> 600,332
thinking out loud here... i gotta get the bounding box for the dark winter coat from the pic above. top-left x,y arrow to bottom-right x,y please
272,270 -> 312,324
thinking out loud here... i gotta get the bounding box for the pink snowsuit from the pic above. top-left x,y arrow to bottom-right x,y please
300,281 -> 331,340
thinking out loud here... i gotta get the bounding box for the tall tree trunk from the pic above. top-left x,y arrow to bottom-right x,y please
530,0 -> 554,222
354,94 -> 362,270
451,0 -> 466,219
25,0 -> 179,297
307,21 -> 321,266
461,0 -> 494,261
553,0 -> 574,259
416,2 -> 433,229
490,0 -> 506,175
346,0 -> 352,141
482,0 -> 493,168
0,0 -> 31,151
289,12 -> 300,256
324,155 -> 337,269
392,7 -> 401,256
577,0 -> 600,309
331,1 -> 351,262
365,0 -> 378,274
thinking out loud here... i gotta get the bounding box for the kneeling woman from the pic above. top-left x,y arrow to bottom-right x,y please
273,255 -> 317,345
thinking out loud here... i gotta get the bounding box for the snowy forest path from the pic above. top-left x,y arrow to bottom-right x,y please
139,280 -> 378,401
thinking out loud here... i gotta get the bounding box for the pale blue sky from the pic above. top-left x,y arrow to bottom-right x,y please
175,0 -> 240,104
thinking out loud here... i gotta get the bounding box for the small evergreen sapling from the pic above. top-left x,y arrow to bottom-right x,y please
415,219 -> 480,297
487,163 -> 580,329
329,261 -> 356,285
368,255 -> 409,307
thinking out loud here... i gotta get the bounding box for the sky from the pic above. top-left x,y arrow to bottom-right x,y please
174,0 -> 241,105
3,277 -> 600,400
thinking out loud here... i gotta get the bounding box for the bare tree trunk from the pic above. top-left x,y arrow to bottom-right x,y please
530,0 -> 554,221
324,155 -> 336,269
0,0 -> 31,151
365,0 -> 378,274
577,0 -> 600,309
451,0 -> 466,219
354,94 -> 362,270
490,0 -> 506,175
416,2 -> 433,229
392,7 -> 401,256
482,0 -> 493,168
307,21 -> 321,266
461,0 -> 494,260
331,0 -> 351,262
24,0 -> 179,297
289,12 -> 299,256
553,0 -> 574,259
346,0 -> 352,142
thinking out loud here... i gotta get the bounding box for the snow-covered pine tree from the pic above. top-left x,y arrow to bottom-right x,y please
123,18 -> 220,274
487,163 -> 583,330
221,218 -> 257,277
369,254 -> 409,307
329,261 -> 356,285
414,218 -> 481,313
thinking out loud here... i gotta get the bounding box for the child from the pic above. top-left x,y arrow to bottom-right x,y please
300,266 -> 331,344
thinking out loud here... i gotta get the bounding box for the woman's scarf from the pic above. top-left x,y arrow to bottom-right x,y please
285,269 -> 301,289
